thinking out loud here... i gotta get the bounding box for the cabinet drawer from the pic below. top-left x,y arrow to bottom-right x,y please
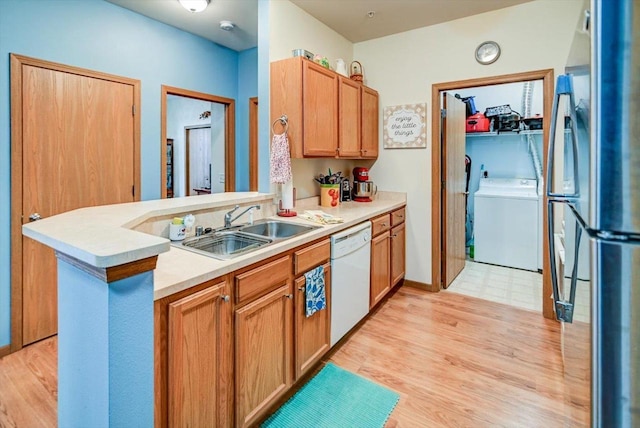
371,214 -> 391,236
391,208 -> 406,226
235,256 -> 291,305
294,239 -> 330,276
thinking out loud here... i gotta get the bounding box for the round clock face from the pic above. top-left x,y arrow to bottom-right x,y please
475,41 -> 501,65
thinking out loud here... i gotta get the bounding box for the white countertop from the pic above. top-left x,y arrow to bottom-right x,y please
22,191 -> 406,300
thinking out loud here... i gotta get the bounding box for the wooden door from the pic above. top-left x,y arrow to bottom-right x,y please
168,280 -> 231,427
294,262 -> 331,380
186,126 -> 212,195
370,231 -> 391,309
338,76 -> 361,157
235,284 -> 293,428
361,86 -> 379,158
391,223 -> 406,286
302,61 -> 337,156
12,55 -> 139,348
442,92 -> 467,288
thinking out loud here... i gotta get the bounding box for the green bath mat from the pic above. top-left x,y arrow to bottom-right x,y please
262,363 -> 400,428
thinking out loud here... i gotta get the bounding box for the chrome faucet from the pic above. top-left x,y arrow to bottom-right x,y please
224,204 -> 260,228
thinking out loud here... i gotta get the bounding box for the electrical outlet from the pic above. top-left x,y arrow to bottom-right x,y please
219,173 -> 225,184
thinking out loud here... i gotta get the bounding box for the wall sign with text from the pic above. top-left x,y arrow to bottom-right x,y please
383,103 -> 427,149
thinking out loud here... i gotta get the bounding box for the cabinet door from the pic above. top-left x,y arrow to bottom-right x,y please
338,76 -> 362,157
294,262 -> 331,380
391,222 -> 406,286
302,61 -> 338,156
370,231 -> 391,309
235,284 -> 293,428
361,86 -> 379,158
168,280 -> 231,428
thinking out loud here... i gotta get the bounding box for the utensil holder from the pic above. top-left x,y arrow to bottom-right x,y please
320,184 -> 340,207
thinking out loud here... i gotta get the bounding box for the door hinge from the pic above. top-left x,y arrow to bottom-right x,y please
441,108 -> 446,118
442,180 -> 446,189
132,185 -> 135,197
132,105 -> 136,115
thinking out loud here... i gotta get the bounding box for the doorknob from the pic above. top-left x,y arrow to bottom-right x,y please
28,213 -> 42,222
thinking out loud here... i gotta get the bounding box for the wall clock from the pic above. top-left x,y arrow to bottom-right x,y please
475,41 -> 501,65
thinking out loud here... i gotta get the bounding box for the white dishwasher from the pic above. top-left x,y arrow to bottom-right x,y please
330,221 -> 371,346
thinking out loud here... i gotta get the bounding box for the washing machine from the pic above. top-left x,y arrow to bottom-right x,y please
474,178 -> 539,271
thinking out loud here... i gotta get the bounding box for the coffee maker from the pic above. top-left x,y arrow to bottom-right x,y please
352,167 -> 376,202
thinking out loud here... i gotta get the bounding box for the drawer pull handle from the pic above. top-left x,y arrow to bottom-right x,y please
285,294 -> 293,299
298,286 -> 305,292
397,214 -> 404,218
221,295 -> 230,303
381,223 -> 387,227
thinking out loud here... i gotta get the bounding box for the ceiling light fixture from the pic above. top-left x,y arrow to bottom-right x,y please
178,0 -> 210,13
219,20 -> 235,31
367,11 -> 376,18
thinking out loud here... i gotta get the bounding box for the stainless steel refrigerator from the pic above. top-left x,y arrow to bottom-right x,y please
546,1 -> 639,426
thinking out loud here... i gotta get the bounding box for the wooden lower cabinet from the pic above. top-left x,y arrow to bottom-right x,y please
155,278 -> 232,428
294,262 -> 331,379
370,231 -> 391,309
235,283 -> 293,428
391,222 -> 406,286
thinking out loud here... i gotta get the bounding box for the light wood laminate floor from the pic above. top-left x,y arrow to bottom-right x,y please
0,287 -> 588,427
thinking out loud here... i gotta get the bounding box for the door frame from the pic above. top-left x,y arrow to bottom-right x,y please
160,86 -> 235,197
430,69 -> 555,319
10,53 -> 142,352
249,97 -> 258,191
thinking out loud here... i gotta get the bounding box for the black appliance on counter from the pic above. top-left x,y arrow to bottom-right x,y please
340,177 -> 351,202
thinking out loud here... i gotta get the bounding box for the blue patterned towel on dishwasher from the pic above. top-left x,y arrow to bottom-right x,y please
304,265 -> 326,317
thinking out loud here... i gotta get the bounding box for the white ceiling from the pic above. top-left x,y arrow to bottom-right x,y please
290,0 -> 535,43
105,0 -> 535,51
105,0 -> 259,52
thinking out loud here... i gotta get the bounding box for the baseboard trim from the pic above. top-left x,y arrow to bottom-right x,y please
0,344 -> 11,358
403,279 -> 439,292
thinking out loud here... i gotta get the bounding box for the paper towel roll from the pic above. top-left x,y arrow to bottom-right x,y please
281,181 -> 294,209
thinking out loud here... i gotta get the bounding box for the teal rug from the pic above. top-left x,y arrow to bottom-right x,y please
262,363 -> 400,428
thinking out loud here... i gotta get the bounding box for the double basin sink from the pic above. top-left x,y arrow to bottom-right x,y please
174,220 -> 320,260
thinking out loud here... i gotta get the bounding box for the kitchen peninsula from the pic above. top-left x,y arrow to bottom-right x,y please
22,191 -> 406,427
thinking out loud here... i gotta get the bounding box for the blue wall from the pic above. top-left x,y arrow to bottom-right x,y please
236,48 -> 259,191
0,0 -> 249,347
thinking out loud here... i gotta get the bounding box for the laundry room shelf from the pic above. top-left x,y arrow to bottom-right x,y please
465,130 -> 543,138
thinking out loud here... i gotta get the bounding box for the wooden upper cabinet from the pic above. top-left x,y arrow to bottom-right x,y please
338,76 -> 362,157
302,61 -> 338,156
270,57 -> 378,159
361,86 -> 379,158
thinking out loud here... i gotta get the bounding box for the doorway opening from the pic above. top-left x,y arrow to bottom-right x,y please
431,69 -> 556,319
160,86 -> 235,198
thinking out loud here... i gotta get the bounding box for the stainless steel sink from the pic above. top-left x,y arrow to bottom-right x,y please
178,231 -> 272,260
173,220 -> 319,260
239,220 -> 319,240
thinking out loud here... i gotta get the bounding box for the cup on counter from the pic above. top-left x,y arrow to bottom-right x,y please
169,222 -> 186,241
320,184 -> 340,208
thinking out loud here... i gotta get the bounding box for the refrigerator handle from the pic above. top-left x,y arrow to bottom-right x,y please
565,219 -> 582,322
547,200 -> 563,322
545,74 -> 581,199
